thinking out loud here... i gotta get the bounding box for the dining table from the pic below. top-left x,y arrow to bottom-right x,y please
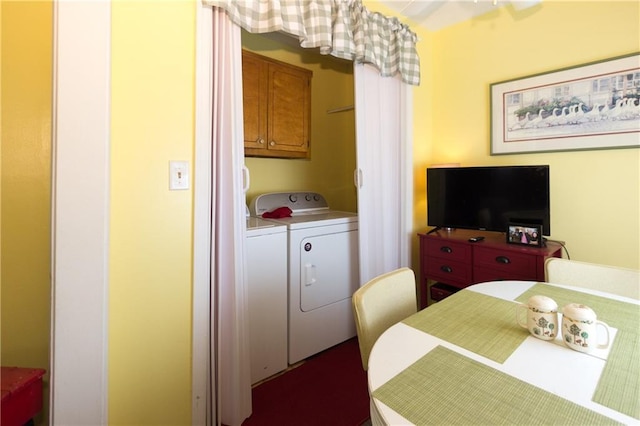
368,280 -> 640,425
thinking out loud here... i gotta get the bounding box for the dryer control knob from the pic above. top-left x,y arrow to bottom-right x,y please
289,194 -> 298,203
305,194 -> 312,201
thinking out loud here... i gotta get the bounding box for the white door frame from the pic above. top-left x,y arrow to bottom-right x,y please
50,0 -> 110,424
192,3 -> 215,425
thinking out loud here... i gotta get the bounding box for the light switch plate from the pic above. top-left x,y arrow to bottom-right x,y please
169,161 -> 189,190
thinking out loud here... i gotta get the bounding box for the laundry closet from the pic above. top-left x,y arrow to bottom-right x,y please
241,30 -> 357,211
242,30 -> 359,384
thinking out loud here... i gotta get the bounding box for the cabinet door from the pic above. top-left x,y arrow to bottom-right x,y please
242,52 -> 268,151
268,62 -> 311,156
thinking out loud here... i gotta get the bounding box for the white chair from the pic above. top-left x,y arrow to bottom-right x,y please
352,267 -> 417,371
545,258 -> 640,300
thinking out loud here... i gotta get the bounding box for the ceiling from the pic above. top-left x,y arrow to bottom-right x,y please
378,0 -> 543,31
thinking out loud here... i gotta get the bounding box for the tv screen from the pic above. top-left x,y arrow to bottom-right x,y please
427,165 -> 551,236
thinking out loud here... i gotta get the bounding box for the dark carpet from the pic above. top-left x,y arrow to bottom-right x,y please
242,337 -> 370,426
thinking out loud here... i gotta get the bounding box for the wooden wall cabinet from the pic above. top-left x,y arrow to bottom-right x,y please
418,229 -> 563,309
242,50 -> 312,159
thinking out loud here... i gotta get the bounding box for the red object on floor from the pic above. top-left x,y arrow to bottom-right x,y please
1,367 -> 46,426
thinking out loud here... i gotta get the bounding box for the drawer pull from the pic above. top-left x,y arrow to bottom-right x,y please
495,256 -> 511,264
440,246 -> 453,253
440,265 -> 453,273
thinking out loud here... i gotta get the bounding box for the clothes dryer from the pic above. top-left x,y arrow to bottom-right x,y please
250,192 -> 359,364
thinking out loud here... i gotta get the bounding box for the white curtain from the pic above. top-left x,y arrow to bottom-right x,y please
354,62 -> 413,285
211,7 -> 252,426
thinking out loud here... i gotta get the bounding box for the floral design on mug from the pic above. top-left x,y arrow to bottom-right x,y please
532,315 -> 556,338
563,318 -> 593,348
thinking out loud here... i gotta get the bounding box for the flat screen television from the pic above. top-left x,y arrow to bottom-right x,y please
427,165 -> 551,236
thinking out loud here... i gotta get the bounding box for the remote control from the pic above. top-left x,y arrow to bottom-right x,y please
468,236 -> 485,242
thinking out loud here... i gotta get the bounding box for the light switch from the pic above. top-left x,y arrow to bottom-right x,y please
169,161 -> 189,190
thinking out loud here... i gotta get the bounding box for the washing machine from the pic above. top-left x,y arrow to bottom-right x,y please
245,211 -> 288,383
250,192 -> 359,364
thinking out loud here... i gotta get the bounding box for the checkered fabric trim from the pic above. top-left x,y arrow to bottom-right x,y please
204,0 -> 421,85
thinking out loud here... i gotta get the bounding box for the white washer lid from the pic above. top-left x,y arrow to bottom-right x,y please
264,210 -> 358,229
246,216 -> 286,236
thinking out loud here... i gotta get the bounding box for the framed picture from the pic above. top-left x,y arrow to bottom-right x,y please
507,223 -> 543,247
491,53 -> 640,155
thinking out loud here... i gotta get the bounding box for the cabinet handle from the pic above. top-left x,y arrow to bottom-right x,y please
257,137 -> 264,145
440,246 -> 452,253
440,265 -> 453,273
495,256 -> 511,264
269,140 -> 276,146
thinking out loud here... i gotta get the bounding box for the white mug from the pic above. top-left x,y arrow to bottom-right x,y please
516,295 -> 559,341
562,303 -> 610,353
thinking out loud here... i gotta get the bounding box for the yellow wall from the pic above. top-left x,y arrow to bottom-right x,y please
242,32 -> 357,212
0,1 -> 52,424
422,1 -> 640,268
109,1 -> 194,424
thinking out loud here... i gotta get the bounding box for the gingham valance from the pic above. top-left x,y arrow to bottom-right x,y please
204,0 -> 420,86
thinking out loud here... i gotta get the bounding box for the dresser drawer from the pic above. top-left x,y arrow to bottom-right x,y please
425,258 -> 472,286
473,246 -> 537,277
424,238 -> 472,263
473,266 -> 533,284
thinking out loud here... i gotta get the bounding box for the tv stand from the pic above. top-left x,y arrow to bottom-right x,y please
418,228 -> 563,308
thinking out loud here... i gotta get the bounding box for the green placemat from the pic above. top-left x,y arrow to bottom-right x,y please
517,283 -> 640,420
373,345 -> 620,425
403,290 -> 527,363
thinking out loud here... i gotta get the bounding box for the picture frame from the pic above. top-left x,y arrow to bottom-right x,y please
491,53 -> 640,155
507,223 -> 543,247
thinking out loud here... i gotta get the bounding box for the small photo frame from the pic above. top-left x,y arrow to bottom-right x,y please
507,223 -> 543,247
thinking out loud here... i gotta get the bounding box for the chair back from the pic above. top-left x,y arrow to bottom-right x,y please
352,267 -> 417,370
545,258 -> 640,300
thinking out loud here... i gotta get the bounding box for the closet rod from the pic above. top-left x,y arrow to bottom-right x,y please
326,105 -> 354,114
